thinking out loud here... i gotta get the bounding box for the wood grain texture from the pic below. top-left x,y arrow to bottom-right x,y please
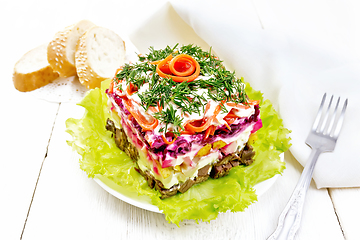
329,188 -> 360,240
261,152 -> 344,240
0,3 -> 62,238
2,1 -> 359,240
0,88 -> 59,240
21,103 -> 344,240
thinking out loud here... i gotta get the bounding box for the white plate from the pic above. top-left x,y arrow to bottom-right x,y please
93,153 -> 284,213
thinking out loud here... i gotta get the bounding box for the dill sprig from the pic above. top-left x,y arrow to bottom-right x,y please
146,44 -> 179,62
116,62 -> 155,90
154,104 -> 184,136
113,44 -> 249,136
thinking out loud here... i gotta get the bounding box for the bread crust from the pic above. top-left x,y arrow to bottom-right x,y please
13,45 -> 59,92
75,30 -> 104,89
47,20 -> 95,77
47,25 -> 75,77
13,65 -> 59,92
75,26 -> 125,89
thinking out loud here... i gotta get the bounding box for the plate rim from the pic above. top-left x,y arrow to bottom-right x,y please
93,153 -> 284,213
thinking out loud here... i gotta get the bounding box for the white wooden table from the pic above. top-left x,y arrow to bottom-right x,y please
1,1 -> 359,239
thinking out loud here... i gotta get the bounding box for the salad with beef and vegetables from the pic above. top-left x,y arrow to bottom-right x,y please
66,44 -> 291,225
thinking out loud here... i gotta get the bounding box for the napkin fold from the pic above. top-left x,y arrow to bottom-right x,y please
170,0 -> 360,188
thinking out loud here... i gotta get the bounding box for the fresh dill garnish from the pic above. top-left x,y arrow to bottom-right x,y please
154,104 -> 184,137
146,44 -> 179,62
116,62 -> 155,89
113,44 -> 249,136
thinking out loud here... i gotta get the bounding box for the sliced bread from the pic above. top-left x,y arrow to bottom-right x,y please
75,26 -> 126,89
47,20 -> 95,77
13,44 -> 59,92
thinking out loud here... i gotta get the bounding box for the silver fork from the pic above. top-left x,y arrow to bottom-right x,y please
267,93 -> 348,240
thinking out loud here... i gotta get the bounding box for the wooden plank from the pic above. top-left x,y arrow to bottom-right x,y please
252,1 -> 359,239
0,1 -> 168,238
21,102 -> 343,239
0,2 -> 68,238
329,188 -> 360,240
260,152 -> 344,240
0,86 -> 59,239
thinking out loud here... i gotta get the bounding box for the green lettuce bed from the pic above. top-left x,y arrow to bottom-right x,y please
65,79 -> 291,225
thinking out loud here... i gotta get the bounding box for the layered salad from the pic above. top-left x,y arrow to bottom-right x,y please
105,44 -> 263,198
66,44 -> 291,224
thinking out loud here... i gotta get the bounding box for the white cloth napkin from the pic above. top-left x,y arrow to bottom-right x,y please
170,0 -> 360,188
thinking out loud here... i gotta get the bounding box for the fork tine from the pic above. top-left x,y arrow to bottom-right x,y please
319,95 -> 333,133
325,97 -> 340,135
312,93 -> 327,131
332,98 -> 348,138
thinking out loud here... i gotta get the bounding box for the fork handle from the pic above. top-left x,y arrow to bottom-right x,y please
267,148 -> 322,240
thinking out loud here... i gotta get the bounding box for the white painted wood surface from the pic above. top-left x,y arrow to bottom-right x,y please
19,105 -> 345,239
1,0 -> 359,239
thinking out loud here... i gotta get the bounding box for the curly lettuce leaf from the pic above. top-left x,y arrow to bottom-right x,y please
66,79 -> 291,225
